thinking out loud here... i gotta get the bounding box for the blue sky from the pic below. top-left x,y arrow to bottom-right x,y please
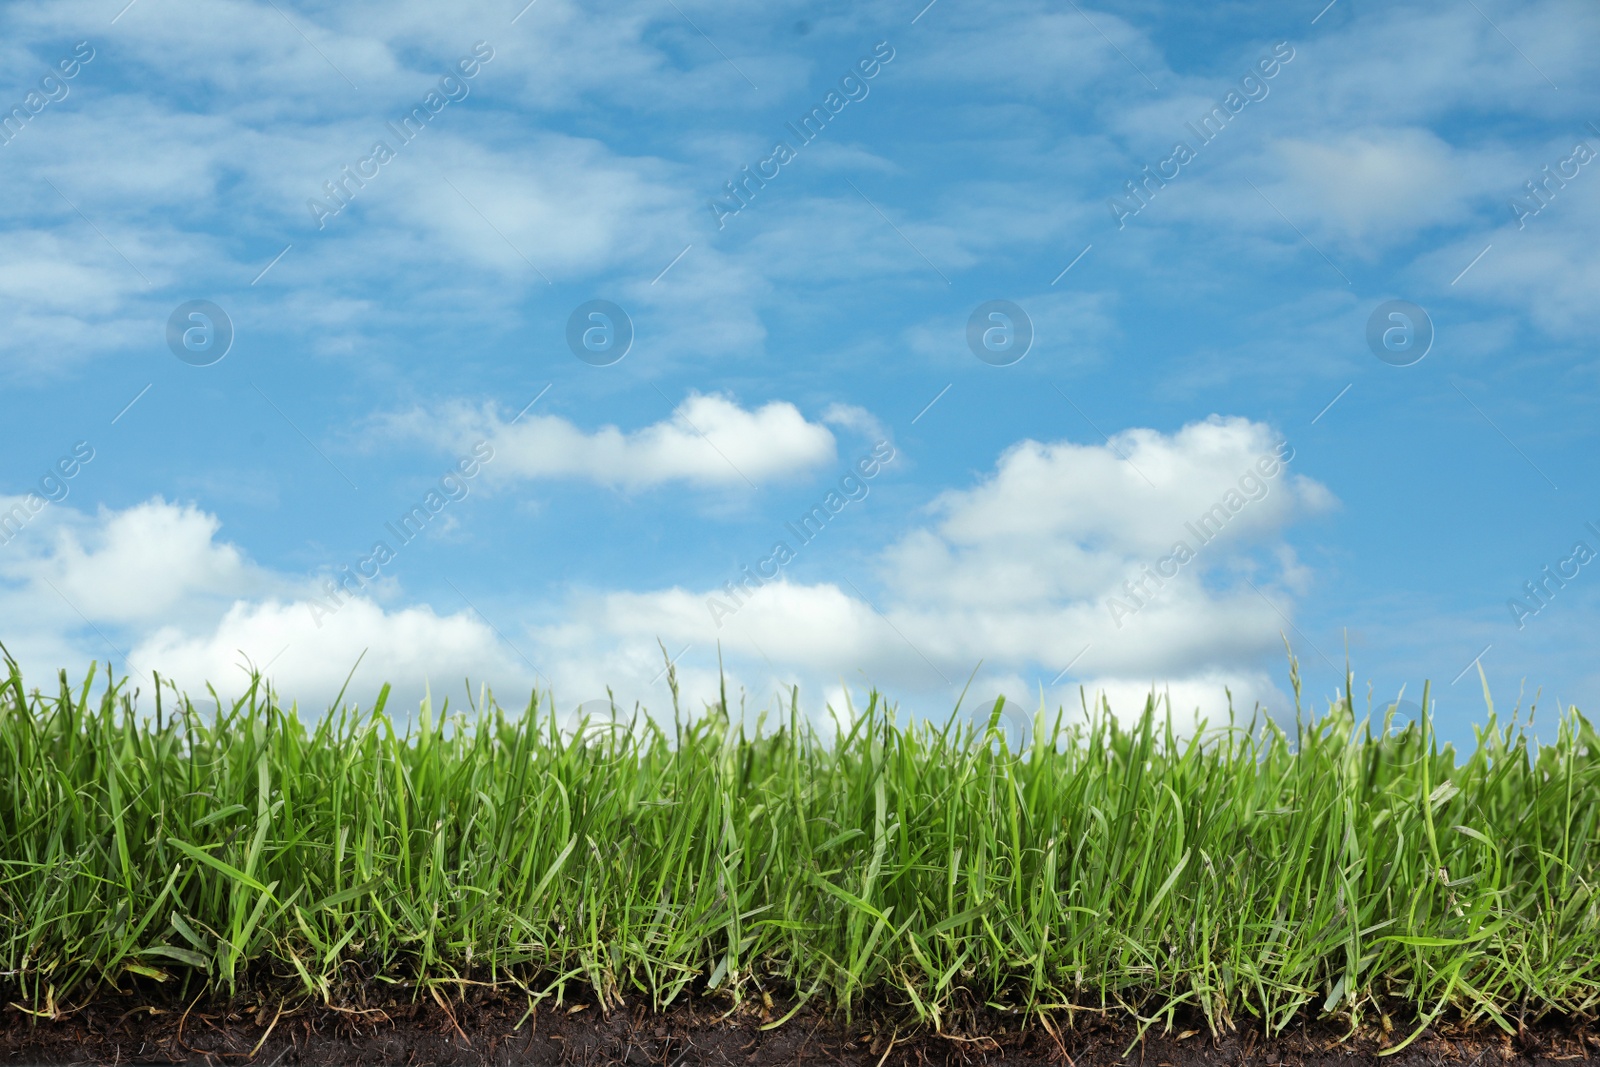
2,0 -> 1597,739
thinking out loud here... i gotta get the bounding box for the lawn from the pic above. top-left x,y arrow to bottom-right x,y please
2,651 -> 1597,1056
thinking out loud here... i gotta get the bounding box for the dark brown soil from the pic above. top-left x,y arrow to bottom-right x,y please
3,984 -> 1596,1067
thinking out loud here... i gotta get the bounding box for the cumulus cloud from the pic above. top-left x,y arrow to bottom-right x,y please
0,417 -> 1332,730
1,499 -> 268,624
719,417 -> 1329,669
131,598 -> 532,714
391,392 -> 840,490
518,416 -> 1336,727
0,496 -> 527,711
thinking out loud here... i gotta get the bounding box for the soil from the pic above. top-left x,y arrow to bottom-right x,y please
2,983 -> 1596,1067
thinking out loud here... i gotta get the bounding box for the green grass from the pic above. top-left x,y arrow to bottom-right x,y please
2,651 -> 1598,1051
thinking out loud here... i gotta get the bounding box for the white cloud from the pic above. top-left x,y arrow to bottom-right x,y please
901,3 -> 1163,99
54,504 -> 248,617
1071,670 -> 1287,732
1292,1 -> 1592,128
0,8 -> 754,375
131,598 -> 531,714
518,416 -> 1335,722
0,417 -> 1329,728
408,133 -> 689,279
0,229 -> 156,378
395,392 -> 840,490
1272,129 -> 1499,248
0,498 -> 275,625
1440,204 -> 1600,338
820,402 -> 886,441
0,495 -> 528,711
